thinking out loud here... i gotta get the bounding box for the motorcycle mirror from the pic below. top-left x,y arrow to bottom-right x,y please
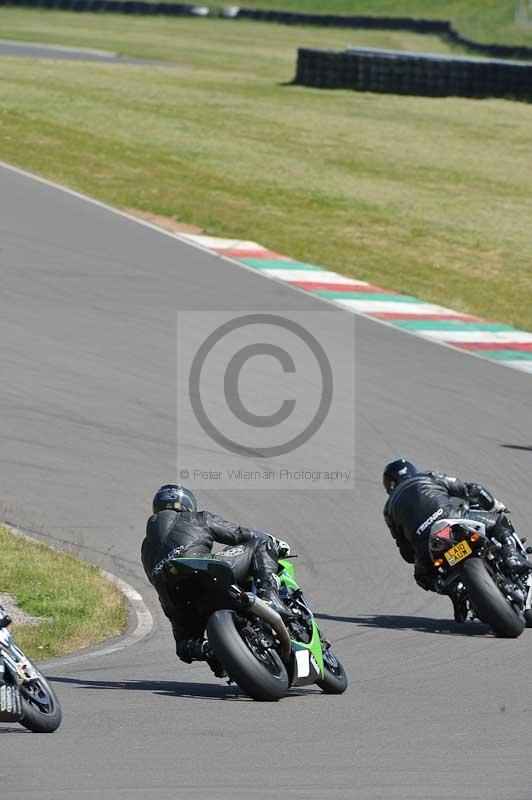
526,547 -> 532,555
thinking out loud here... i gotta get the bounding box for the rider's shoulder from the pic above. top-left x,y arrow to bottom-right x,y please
146,509 -> 179,536
424,470 -> 449,481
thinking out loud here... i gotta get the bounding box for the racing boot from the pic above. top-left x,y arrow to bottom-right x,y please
450,590 -> 468,623
176,637 -> 227,678
255,574 -> 293,620
501,545 -> 531,575
203,646 -> 227,679
498,529 -> 531,576
253,535 -> 293,620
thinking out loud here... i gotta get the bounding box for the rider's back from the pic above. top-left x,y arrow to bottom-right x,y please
384,472 -> 459,546
141,510 -> 215,579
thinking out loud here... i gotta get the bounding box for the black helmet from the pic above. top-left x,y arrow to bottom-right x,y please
383,459 -> 417,495
152,484 -> 197,514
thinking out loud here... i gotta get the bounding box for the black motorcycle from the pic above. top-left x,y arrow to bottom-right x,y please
429,517 -> 532,638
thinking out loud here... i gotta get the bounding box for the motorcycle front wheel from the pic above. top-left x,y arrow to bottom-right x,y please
462,558 -> 525,639
207,610 -> 289,701
19,671 -> 62,733
316,646 -> 348,694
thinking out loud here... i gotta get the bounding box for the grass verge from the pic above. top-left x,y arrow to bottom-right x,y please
0,11 -> 531,331
0,525 -> 127,660
202,1 -> 532,49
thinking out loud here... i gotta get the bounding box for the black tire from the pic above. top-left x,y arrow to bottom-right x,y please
524,609 -> 532,628
316,647 -> 348,694
462,558 -> 525,639
207,610 -> 289,701
19,674 -> 62,733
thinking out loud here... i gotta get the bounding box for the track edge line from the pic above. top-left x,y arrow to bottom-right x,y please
1,521 -> 154,670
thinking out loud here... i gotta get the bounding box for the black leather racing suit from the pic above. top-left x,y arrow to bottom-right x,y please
383,472 -> 514,589
141,509 -> 281,659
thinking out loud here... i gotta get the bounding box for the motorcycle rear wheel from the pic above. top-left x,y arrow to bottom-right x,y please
207,610 -> 289,701
462,558 -> 525,639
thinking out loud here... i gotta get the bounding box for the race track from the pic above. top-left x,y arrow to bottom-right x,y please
2,163 -> 532,800
0,39 -> 170,64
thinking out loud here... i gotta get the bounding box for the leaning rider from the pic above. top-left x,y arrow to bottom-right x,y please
382,459 -> 530,620
141,483 -> 290,673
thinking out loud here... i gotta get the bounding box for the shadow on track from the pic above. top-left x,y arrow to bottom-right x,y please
0,726 -> 29,733
47,676 -> 319,700
47,676 -> 243,700
315,613 -> 491,636
500,444 -> 532,453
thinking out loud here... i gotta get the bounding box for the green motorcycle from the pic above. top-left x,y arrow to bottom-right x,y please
161,548 -> 348,701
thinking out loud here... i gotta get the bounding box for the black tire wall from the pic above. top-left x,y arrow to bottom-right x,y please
293,47 -> 532,100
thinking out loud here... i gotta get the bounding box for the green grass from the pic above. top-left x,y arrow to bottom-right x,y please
0,10 -> 531,331
0,526 -> 127,659
208,1 -> 532,48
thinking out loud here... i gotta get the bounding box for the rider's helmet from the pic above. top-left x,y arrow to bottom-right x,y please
383,459 -> 418,495
152,484 -> 197,514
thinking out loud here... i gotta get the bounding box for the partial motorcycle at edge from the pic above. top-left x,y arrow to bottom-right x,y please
0,624 -> 62,732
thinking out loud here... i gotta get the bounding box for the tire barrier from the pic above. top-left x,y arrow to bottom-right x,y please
0,0 -> 207,14
293,46 -> 532,100
234,9 -> 532,62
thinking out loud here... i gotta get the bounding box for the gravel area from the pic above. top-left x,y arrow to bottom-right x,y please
0,593 -> 47,626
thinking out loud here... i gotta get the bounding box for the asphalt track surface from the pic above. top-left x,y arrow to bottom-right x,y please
2,163 -> 532,800
0,39 -> 170,64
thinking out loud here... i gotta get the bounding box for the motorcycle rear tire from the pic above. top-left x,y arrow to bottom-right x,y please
207,610 -> 289,701
462,558 -> 525,639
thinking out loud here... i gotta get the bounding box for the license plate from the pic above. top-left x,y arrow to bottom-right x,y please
444,539 -> 472,567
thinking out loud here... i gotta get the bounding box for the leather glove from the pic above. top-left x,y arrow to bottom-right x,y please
264,533 -> 291,558
274,538 -> 291,558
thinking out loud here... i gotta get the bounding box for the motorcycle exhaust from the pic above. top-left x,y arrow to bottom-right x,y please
240,593 -> 291,660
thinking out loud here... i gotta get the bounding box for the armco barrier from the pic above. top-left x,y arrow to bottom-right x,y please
293,46 -> 532,100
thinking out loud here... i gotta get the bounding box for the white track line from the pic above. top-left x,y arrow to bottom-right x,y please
43,571 -> 153,670
420,330 -> 532,343
502,360 -> 532,373
3,523 -> 153,669
334,298 -> 454,314
255,269 -> 370,285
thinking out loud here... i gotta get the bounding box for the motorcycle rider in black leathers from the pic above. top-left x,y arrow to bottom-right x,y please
383,459 -> 530,621
141,484 -> 290,674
